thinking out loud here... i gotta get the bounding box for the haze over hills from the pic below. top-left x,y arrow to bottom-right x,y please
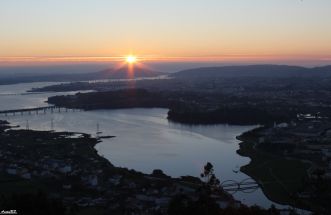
171,65 -> 331,78
0,66 -> 163,85
97,67 -> 164,79
2,64 -> 331,85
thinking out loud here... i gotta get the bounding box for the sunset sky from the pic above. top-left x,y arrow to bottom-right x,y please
0,0 -> 331,65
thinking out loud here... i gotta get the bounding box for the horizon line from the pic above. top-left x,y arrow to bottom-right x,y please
0,55 -> 330,68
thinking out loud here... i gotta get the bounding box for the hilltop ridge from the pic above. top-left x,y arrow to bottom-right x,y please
171,65 -> 331,78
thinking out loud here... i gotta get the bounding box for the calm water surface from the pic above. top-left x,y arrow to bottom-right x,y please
0,82 -> 290,209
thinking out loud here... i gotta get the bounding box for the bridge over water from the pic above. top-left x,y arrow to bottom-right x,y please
221,178 -> 259,194
0,106 -> 82,117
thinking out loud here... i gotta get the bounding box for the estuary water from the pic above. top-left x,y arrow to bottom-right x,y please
0,82 -> 289,209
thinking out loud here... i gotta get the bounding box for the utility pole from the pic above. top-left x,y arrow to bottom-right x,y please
51,118 -> 54,130
96,122 -> 102,138
26,120 -> 29,130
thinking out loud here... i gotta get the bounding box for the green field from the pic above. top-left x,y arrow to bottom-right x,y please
237,142 -> 310,206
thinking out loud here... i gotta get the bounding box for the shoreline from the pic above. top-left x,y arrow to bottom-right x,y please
0,120 -> 247,214
4,110 -> 289,210
0,118 -> 302,214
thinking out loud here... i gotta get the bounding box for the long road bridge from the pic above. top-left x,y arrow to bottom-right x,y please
0,106 -> 82,117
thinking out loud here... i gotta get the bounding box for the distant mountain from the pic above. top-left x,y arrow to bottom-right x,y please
96,67 -> 164,79
0,66 -> 164,85
171,65 -> 331,78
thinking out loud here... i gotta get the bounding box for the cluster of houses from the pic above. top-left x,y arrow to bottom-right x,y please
255,117 -> 331,180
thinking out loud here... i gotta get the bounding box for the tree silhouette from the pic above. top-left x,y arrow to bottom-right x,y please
200,162 -> 220,190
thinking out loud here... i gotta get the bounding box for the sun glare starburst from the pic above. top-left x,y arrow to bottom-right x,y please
126,55 -> 137,64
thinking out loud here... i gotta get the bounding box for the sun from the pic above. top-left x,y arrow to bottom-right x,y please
126,55 -> 137,64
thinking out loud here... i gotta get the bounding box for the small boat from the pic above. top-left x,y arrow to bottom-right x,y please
233,165 -> 240,173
